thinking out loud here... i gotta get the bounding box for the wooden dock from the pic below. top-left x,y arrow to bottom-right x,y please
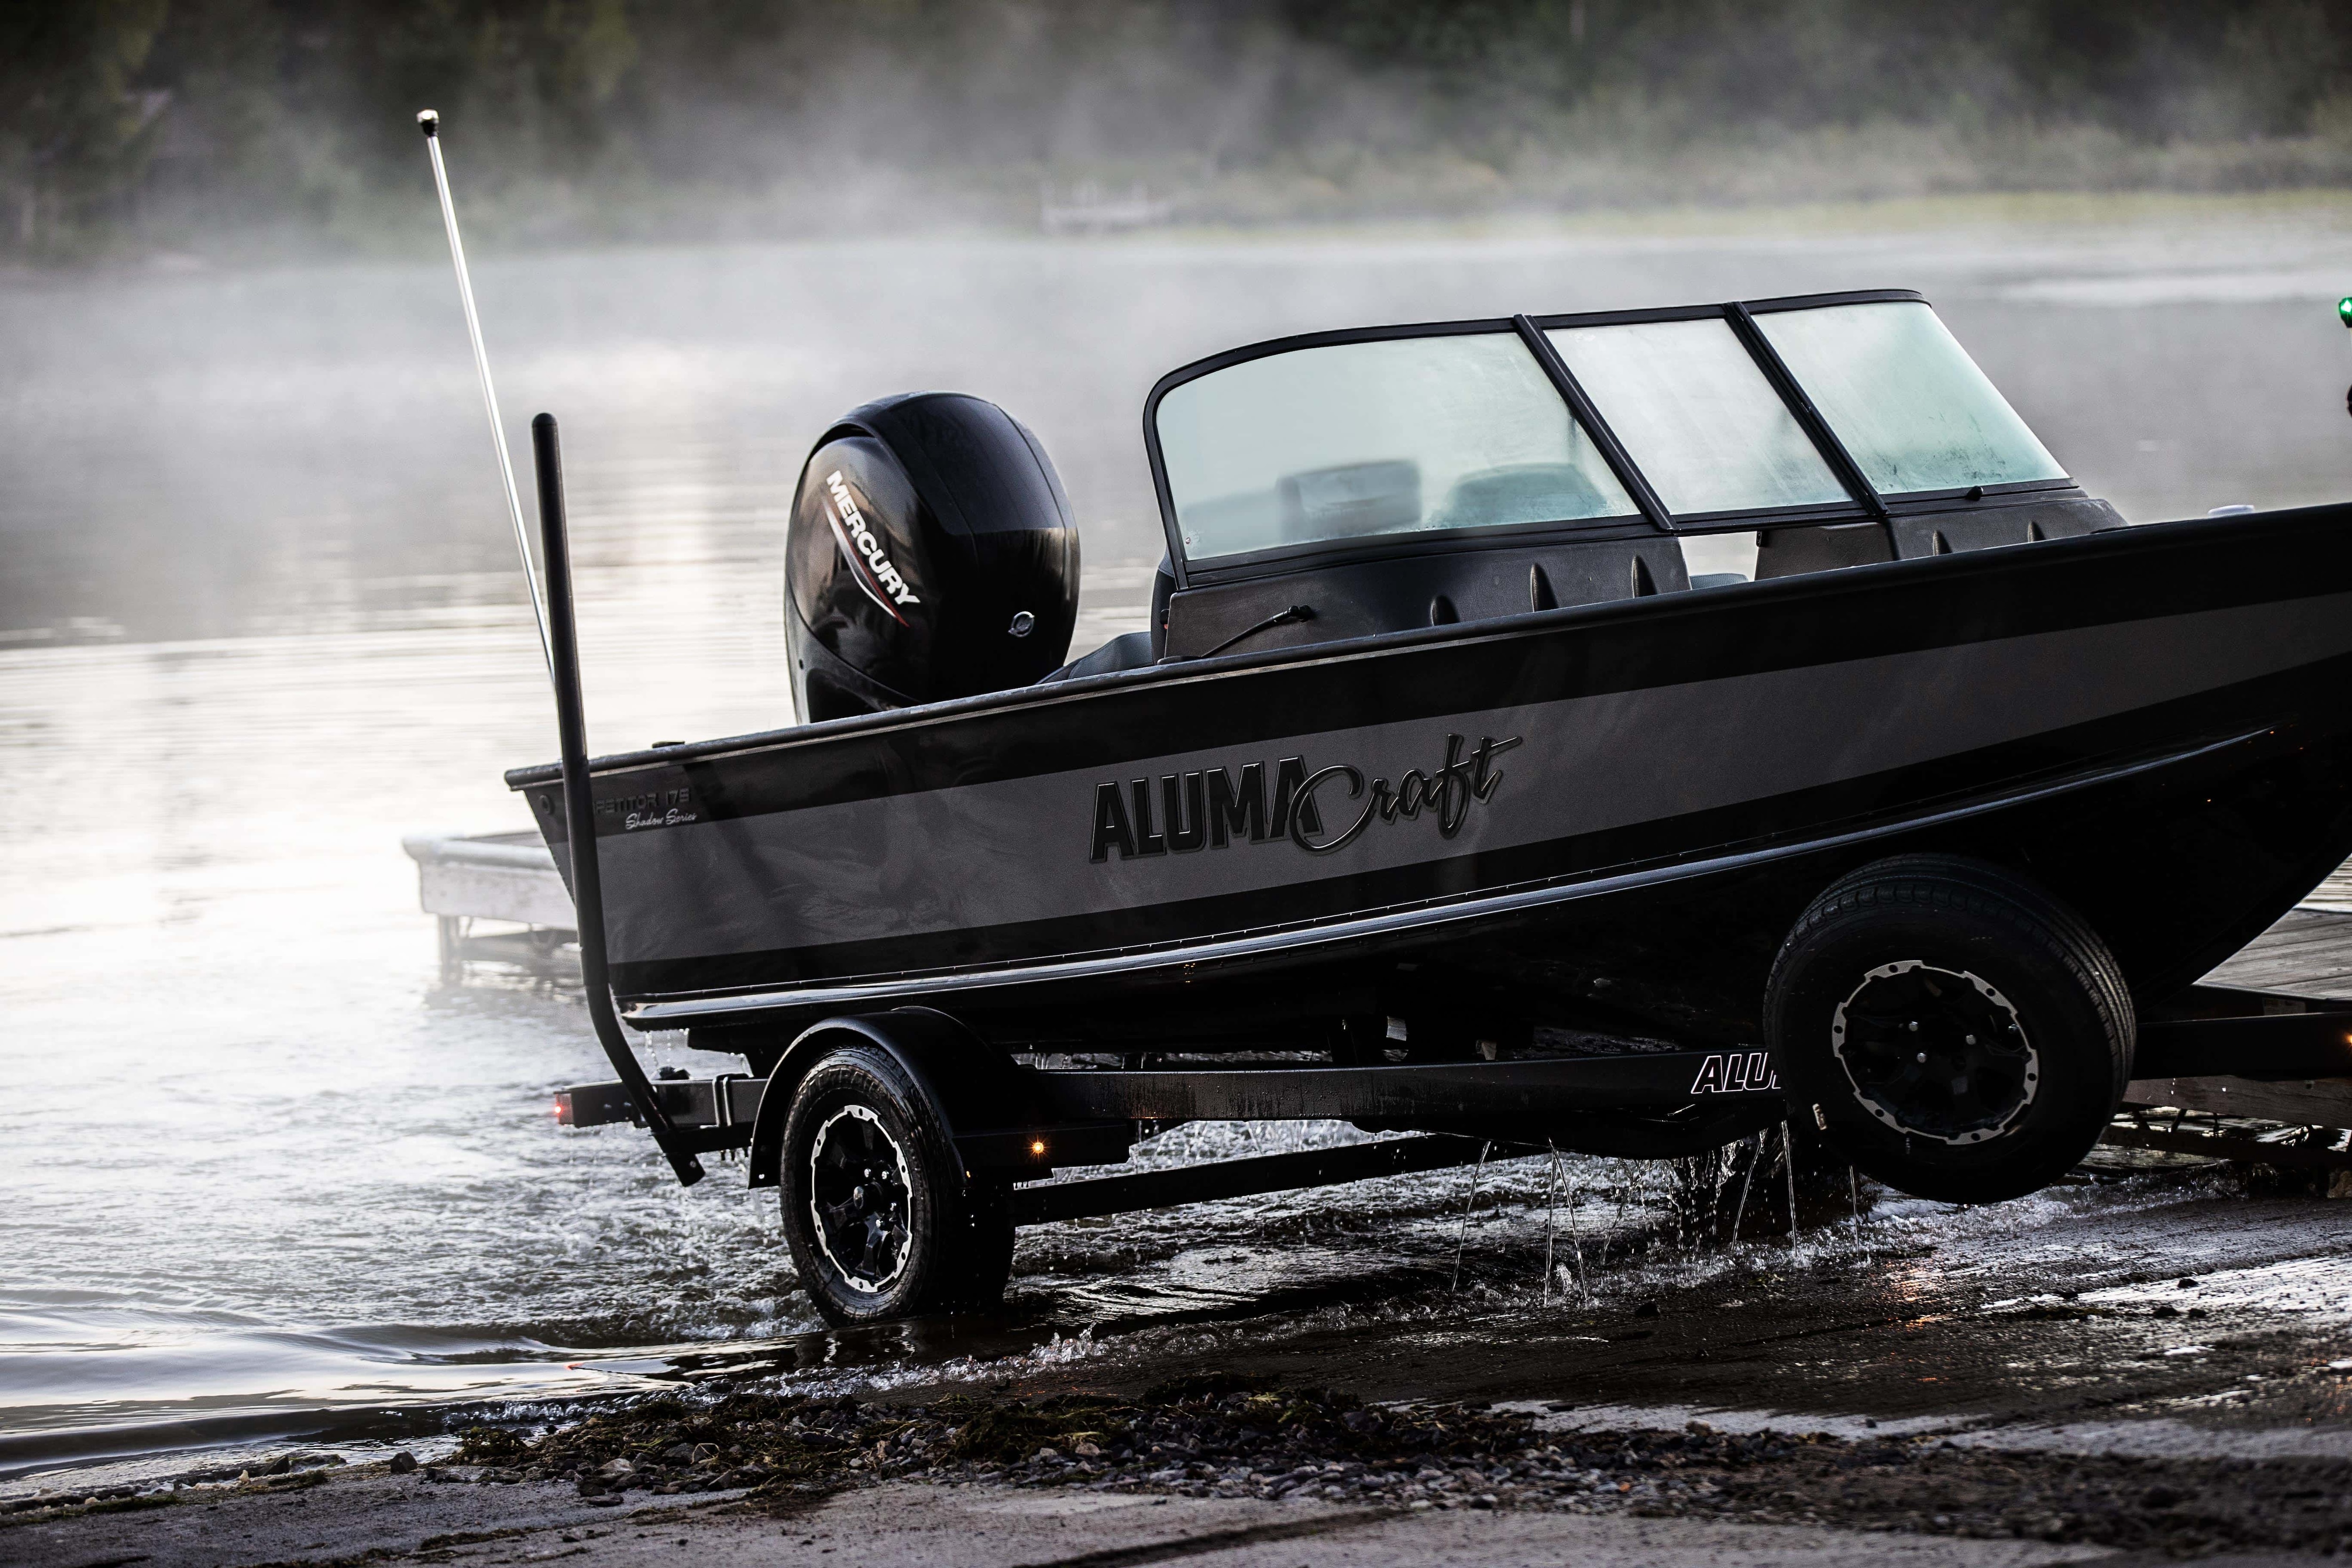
401,830 -> 577,982
2202,907 -> 2352,999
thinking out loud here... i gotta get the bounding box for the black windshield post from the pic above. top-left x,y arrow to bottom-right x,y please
1724,302 -> 1895,554
1513,314 -> 1672,533
534,412 -> 706,1190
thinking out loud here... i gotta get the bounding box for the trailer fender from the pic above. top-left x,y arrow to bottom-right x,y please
746,1007 -> 1043,1190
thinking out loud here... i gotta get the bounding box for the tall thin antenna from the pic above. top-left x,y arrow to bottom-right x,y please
418,109 -> 553,677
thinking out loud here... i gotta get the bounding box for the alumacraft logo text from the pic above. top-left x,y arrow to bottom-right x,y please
1089,732 -> 1522,862
824,470 -> 921,624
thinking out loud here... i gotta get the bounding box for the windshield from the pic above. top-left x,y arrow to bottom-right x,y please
1754,302 -> 2064,494
1154,333 -> 1637,562
1149,295 -> 2070,571
1546,318 -> 1851,516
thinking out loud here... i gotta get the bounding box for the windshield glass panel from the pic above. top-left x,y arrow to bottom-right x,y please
1757,302 -> 2065,494
1546,318 -> 1849,516
1155,333 -> 1637,562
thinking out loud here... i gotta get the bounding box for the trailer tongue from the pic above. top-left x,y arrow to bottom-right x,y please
552,1067 -> 1530,1226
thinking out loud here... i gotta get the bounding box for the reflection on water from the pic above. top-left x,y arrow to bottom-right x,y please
4,214 -> 2351,1481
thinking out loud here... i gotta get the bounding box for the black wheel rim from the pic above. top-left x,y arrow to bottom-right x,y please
806,1104 -> 914,1294
1830,960 -> 2040,1145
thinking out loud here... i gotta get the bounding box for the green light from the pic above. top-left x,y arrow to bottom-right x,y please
2339,295 -> 2352,327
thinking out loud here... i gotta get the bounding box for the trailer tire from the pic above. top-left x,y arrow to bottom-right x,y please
778,1043 -> 1004,1325
1764,855 -> 2133,1205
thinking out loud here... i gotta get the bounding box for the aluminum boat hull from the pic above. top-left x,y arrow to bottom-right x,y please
510,504 -> 2352,1051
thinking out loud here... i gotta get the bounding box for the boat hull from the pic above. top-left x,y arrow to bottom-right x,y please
511,504 -> 2352,1048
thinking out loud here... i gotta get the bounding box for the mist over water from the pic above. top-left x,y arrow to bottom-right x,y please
4,209 -> 2352,1482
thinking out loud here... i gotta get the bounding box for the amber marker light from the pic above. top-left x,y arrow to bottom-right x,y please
1030,1139 -> 1048,1155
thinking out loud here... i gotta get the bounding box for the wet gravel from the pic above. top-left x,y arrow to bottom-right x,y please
419,1379 -> 2352,1558
12,1154 -> 2351,1564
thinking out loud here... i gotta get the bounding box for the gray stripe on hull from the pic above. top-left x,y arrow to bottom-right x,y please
602,594 -> 2352,966
624,729 -> 2263,1025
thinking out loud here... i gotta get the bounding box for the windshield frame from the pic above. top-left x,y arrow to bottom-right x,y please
1144,289 -> 2075,589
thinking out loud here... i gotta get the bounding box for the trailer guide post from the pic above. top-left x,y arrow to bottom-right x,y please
533,413 -> 705,1188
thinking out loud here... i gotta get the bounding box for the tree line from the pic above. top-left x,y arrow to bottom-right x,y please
4,0 -> 2346,256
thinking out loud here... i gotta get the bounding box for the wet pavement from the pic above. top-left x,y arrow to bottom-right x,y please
1,1470 -> 2135,1568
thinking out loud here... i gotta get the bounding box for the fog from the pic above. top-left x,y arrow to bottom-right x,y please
9,208 -> 2352,651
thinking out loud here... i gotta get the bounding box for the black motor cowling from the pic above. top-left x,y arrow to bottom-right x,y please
785,393 -> 1079,722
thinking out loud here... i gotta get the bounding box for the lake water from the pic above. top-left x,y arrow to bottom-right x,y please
5,205 -> 2351,1483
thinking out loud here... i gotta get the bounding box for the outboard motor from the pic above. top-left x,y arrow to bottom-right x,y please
785,393 -> 1079,721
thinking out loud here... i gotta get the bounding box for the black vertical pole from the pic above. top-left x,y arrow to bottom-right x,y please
533,412 -> 705,1188
1724,302 -> 1898,558
1513,314 -> 1671,533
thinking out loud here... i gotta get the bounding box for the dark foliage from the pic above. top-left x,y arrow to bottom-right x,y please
7,0 -> 2349,254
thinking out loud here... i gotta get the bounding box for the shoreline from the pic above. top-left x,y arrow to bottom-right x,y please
6,184 -> 2352,285
13,1373 -> 2351,1566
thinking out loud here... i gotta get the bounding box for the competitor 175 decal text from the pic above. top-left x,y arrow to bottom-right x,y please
1090,732 -> 1522,861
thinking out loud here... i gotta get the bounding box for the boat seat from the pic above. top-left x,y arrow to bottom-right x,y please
1038,558 -> 1176,684
1755,522 -> 1893,578
1037,629 -> 1154,684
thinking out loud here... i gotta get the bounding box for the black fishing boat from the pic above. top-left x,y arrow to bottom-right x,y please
500,286 -> 2352,1325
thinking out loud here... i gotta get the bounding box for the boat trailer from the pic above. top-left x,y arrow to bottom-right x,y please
551,998 -> 2352,1225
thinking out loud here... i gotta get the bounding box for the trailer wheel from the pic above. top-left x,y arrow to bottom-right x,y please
1764,855 -> 2133,1205
778,1043 -> 1004,1325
